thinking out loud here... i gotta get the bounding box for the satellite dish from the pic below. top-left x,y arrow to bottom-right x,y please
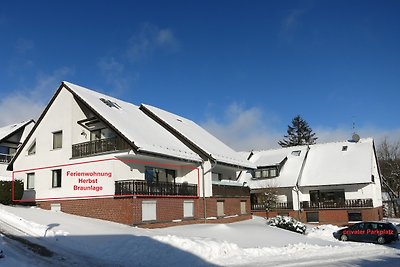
352,133 -> 360,143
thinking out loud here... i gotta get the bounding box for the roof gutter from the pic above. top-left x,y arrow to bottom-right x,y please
294,145 -> 310,220
201,157 -> 217,223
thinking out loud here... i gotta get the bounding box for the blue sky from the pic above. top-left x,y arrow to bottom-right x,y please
1,0 -> 400,150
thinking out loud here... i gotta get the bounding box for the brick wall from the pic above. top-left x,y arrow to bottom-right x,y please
251,207 -> 383,226
36,195 -> 251,227
38,197 -> 134,225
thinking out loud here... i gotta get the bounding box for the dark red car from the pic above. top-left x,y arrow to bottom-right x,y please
333,221 -> 399,244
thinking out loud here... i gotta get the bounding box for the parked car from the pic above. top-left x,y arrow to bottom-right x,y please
333,221 -> 399,244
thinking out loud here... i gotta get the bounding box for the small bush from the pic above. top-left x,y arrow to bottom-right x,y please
267,215 -> 307,234
0,180 -> 24,205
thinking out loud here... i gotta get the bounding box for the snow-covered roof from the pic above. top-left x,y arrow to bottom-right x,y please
63,82 -> 202,162
0,120 -> 33,142
238,146 -> 308,188
141,104 -> 255,169
239,138 -> 378,189
299,138 -> 376,186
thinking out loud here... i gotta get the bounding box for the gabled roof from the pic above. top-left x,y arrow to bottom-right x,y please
140,104 -> 255,169
0,120 -> 34,143
63,82 -> 202,162
299,138 -> 377,186
239,146 -> 308,188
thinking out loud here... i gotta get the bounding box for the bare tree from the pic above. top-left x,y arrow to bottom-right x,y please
377,138 -> 400,217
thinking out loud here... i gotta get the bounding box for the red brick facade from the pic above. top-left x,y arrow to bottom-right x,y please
252,207 -> 383,226
36,195 -> 251,227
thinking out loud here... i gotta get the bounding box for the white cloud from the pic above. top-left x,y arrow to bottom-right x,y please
97,56 -> 138,95
0,67 -> 72,126
126,23 -> 179,62
15,38 -> 34,54
279,8 -> 307,43
201,103 -> 282,151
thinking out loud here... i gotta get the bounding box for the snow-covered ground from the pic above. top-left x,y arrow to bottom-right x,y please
0,204 -> 399,267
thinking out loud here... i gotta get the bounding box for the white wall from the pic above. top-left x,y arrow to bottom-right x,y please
14,86 -> 204,200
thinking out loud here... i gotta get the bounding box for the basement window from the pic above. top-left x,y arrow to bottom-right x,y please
348,211 -> 362,222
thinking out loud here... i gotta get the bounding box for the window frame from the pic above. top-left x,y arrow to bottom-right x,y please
52,131 -> 63,149
52,169 -> 62,188
27,172 -> 35,189
27,140 -> 36,155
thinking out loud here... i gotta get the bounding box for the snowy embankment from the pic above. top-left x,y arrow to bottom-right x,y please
1,204 -> 400,267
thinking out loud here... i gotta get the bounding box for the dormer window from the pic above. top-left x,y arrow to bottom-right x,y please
253,166 -> 279,179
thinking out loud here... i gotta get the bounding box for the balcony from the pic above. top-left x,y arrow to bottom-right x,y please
115,180 -> 198,197
301,198 -> 373,209
251,202 -> 293,211
212,184 -> 250,197
0,153 -> 13,164
72,136 -> 131,158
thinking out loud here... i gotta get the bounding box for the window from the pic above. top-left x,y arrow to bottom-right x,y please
291,150 -> 301,156
371,175 -> 375,183
342,146 -> 348,151
142,200 -> 157,221
240,201 -> 247,214
310,190 -> 345,204
52,131 -> 62,149
28,141 -> 36,155
184,200 -> 194,218
253,167 -> 279,179
52,169 -> 62,188
100,98 -> 121,109
217,201 -> 225,217
306,212 -> 319,223
9,147 -> 17,156
348,211 -> 362,222
27,173 -> 35,189
145,167 -> 176,183
90,128 -> 116,141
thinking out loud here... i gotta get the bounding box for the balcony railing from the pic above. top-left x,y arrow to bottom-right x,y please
251,202 -> 293,211
72,136 -> 131,158
0,153 -> 13,163
301,198 -> 373,209
115,180 -> 198,196
212,184 -> 250,197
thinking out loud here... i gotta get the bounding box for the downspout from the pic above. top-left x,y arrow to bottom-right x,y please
201,158 -> 217,223
295,145 -> 310,221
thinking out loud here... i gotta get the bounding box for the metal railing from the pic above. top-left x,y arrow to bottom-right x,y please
0,153 -> 13,163
301,198 -> 373,209
115,180 -> 198,196
251,202 -> 294,210
72,136 -> 131,158
212,184 -> 250,197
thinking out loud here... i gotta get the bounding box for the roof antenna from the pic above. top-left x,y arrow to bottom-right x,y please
351,117 -> 360,143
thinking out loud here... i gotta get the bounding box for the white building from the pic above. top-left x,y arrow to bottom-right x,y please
8,81 -> 253,225
238,138 -> 383,225
0,120 -> 34,181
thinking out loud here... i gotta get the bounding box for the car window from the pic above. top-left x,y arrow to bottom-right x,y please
352,223 -> 364,230
371,223 -> 378,229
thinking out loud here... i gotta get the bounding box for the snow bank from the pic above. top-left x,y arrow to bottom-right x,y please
0,206 -> 68,237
